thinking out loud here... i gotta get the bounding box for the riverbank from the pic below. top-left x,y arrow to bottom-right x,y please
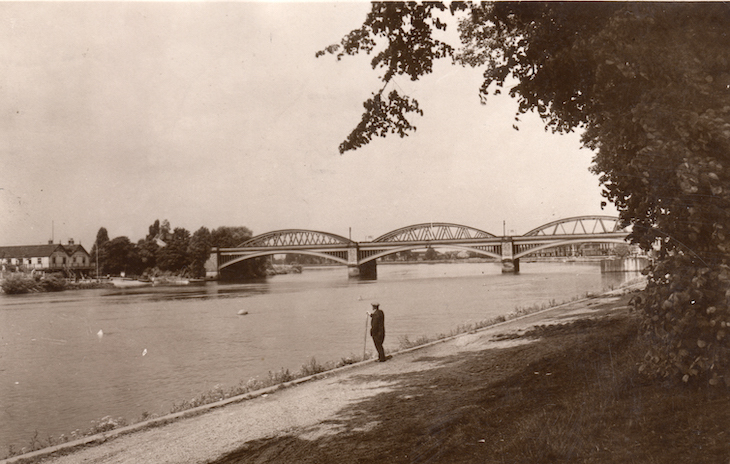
7,283 -> 726,463
0,274 -> 114,294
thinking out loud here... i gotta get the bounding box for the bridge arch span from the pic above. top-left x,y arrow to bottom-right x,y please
219,250 -> 348,270
373,223 -> 496,243
514,238 -> 629,260
239,229 -> 356,248
358,244 -> 502,264
523,216 -> 622,237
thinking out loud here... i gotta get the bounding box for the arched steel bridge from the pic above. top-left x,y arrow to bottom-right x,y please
206,215 -> 628,278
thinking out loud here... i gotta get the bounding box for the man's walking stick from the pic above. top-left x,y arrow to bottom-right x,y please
363,312 -> 369,360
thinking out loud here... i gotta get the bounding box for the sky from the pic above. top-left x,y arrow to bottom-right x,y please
0,2 -> 617,249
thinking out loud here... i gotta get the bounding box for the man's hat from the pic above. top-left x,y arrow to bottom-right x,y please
371,302 -> 380,308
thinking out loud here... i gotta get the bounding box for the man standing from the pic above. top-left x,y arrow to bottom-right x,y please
370,302 -> 386,362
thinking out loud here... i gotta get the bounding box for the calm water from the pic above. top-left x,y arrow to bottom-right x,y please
0,262 -> 636,451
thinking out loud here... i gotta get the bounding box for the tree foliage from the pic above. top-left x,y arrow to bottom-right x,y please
324,2 -> 730,384
103,236 -> 142,276
90,227 -> 110,275
157,227 -> 191,272
93,222 -> 266,279
317,2 -> 459,153
188,227 -> 212,278
136,237 -> 159,271
210,226 -> 268,280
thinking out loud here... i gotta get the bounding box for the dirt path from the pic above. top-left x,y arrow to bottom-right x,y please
6,292 -> 635,464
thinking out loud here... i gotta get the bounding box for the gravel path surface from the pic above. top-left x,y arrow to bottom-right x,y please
4,292 -> 633,464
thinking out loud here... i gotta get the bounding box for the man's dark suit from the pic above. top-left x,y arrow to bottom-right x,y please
370,307 -> 386,362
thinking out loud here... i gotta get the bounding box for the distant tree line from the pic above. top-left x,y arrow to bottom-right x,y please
89,219 -> 267,279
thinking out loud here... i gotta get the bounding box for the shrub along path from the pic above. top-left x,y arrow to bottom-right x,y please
12,291 -> 729,464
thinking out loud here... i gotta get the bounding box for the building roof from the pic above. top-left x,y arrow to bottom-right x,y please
0,244 -> 68,259
65,244 -> 90,256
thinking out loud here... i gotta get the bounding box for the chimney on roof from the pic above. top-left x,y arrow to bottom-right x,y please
68,238 -> 75,245
48,239 -> 54,244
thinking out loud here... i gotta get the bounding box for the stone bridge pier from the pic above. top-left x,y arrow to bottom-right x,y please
347,246 -> 377,279
205,249 -> 220,280
501,238 -> 519,274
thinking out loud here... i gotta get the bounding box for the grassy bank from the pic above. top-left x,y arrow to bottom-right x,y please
211,301 -> 729,463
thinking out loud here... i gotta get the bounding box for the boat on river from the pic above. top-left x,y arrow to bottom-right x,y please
152,277 -> 190,286
111,278 -> 153,289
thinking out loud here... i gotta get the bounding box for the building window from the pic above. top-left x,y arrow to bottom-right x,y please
37,258 -> 42,264
62,257 -> 66,264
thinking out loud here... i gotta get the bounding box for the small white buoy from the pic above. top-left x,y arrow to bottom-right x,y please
237,310 -> 248,316
97,329 -> 104,339
142,348 -> 147,356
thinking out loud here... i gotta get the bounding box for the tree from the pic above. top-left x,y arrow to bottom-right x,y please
160,220 -> 171,240
157,227 -> 191,273
210,226 -> 267,280
136,238 -> 159,272
316,2 -> 456,154
322,3 -> 730,384
210,226 -> 254,248
188,227 -> 212,278
424,246 -> 439,261
146,219 -> 161,241
104,236 -> 142,276
90,227 -> 110,276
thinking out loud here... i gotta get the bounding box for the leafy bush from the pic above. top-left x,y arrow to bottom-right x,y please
39,275 -> 66,292
639,256 -> 730,386
1,275 -> 39,294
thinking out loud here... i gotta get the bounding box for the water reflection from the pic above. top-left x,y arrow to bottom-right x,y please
102,279 -> 274,302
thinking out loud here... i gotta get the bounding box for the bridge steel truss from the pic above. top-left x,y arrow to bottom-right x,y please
214,230 -> 356,271
359,223 -> 502,264
513,216 -> 629,260
207,216 -> 630,278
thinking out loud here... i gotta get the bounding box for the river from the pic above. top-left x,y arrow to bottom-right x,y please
0,262 -> 638,452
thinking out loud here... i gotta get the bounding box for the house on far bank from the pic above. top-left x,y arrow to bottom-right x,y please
64,239 -> 93,273
0,239 -> 93,278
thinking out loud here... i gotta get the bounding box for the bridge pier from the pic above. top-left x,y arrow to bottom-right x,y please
501,258 -> 520,273
205,248 -> 220,280
347,246 -> 377,279
501,239 -> 520,274
349,260 -> 377,280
